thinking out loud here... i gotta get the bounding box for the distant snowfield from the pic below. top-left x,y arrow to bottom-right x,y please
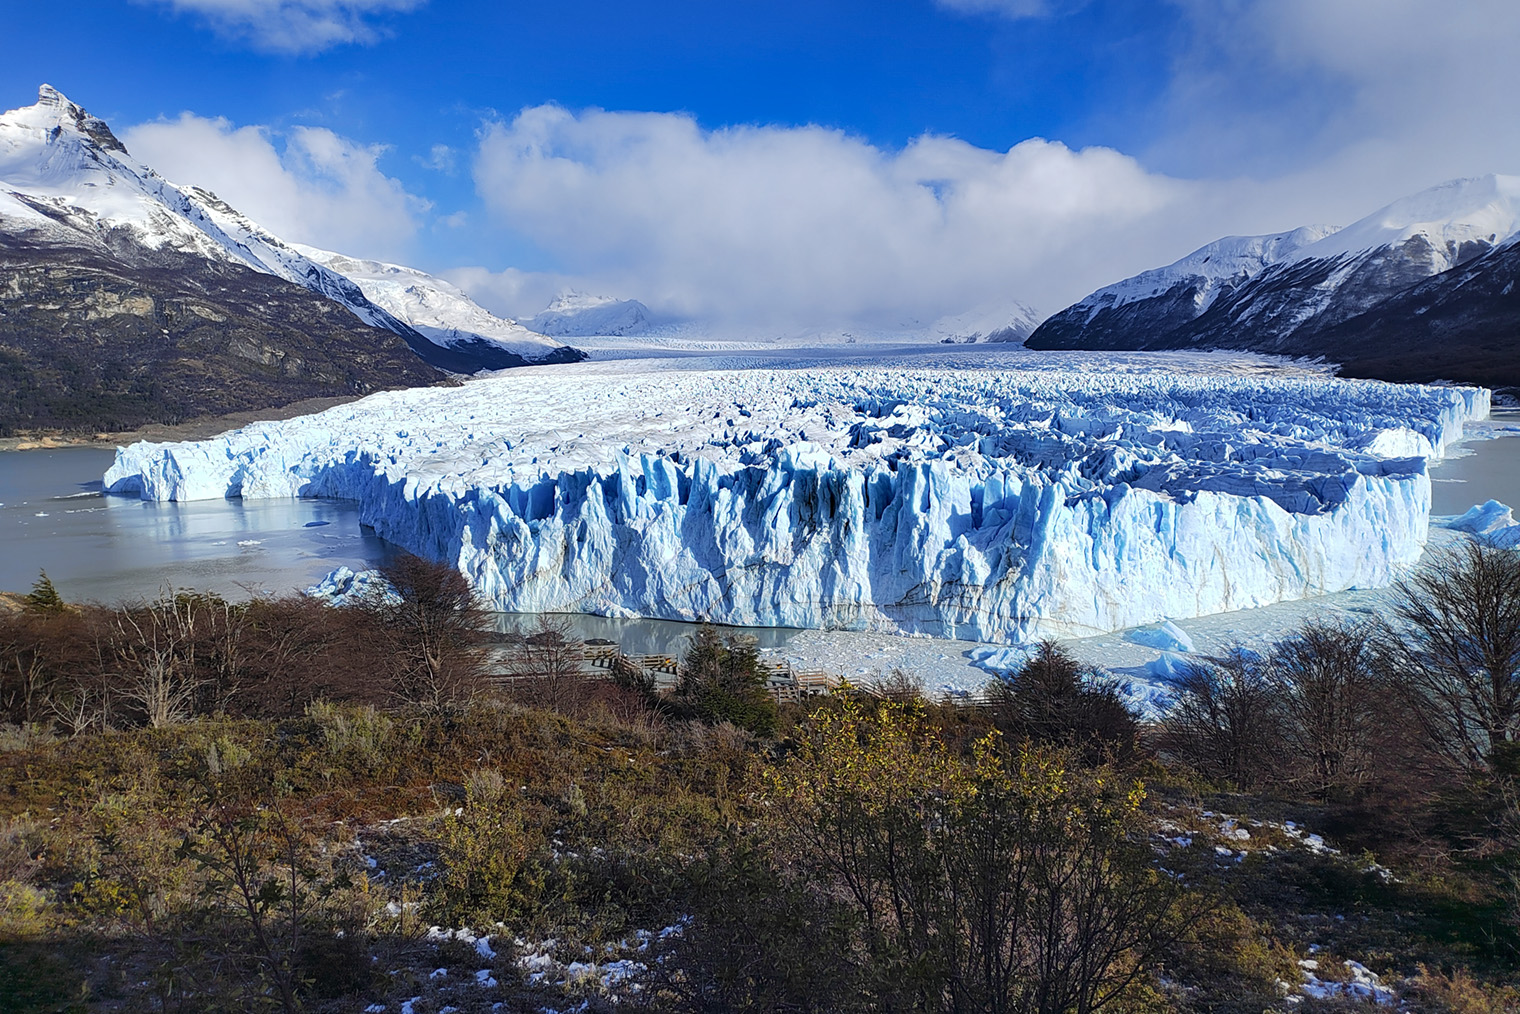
106,347 -> 1488,679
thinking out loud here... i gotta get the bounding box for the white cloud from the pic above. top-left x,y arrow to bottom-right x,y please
146,0 -> 424,55
443,265 -> 582,321
1155,0 -> 1520,197
418,143 -> 457,173
123,113 -> 427,261
470,105 -> 1207,324
456,2 -> 1520,324
933,0 -> 1049,18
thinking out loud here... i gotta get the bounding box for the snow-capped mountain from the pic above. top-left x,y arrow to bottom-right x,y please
514,291 -> 1042,350
293,246 -> 585,368
0,84 -> 576,380
1027,175 -> 1520,387
1,86 -> 410,332
0,85 -> 442,432
936,299 -> 1043,344
520,292 -> 659,337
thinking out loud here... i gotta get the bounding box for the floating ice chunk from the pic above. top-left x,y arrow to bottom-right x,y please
1148,651 -> 1193,681
1446,499 -> 1514,535
968,645 -> 1034,675
1127,621 -> 1195,654
1444,499 -> 1520,547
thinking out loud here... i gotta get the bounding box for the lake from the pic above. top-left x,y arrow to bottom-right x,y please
2,412 -> 1515,663
1429,408 -> 1520,516
0,446 -> 397,605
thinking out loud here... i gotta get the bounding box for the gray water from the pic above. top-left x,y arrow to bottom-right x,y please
1429,408 -> 1520,517
3,414 -> 1516,656
0,447 -> 796,656
0,447 -> 398,605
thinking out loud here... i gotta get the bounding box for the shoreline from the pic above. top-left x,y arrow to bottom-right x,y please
0,394 -> 367,453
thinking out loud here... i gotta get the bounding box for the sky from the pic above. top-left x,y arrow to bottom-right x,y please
4,0 -> 1519,326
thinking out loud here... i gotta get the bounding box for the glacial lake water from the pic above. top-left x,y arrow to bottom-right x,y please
1,410 -> 1515,661
0,447 -> 399,606
1429,407 -> 1520,516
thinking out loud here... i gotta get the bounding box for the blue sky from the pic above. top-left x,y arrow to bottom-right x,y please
4,0 -> 1518,323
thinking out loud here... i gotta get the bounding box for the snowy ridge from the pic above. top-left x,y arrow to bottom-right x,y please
0,86 -> 418,337
1083,226 -> 1339,316
520,293 -> 658,337
105,360 -> 1487,643
515,291 -> 1042,348
1298,174 -> 1520,266
1069,174 -> 1520,321
292,245 -> 576,361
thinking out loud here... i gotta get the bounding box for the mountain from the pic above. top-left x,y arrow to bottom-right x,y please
0,85 -> 584,434
0,85 -> 450,433
936,300 -> 1043,344
1026,175 -> 1520,389
293,246 -> 586,368
520,292 -> 659,337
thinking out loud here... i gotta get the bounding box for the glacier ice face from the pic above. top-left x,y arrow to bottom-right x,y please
104,359 -> 1489,643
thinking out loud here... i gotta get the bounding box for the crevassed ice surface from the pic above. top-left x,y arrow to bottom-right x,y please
104,362 -> 1489,643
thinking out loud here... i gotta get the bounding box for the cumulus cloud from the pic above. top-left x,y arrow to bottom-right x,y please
470,106 -> 1209,324
146,0 -> 424,55
1155,0 -> 1520,200
123,113 -> 426,261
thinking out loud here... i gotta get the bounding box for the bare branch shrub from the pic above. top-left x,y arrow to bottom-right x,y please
1390,540 -> 1520,777
1271,619 -> 1396,797
503,615 -> 595,714
1161,647 -> 1284,789
362,553 -> 491,712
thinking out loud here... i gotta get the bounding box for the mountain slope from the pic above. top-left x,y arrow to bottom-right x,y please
0,84 -> 578,415
520,292 -> 659,337
0,87 -> 448,434
294,246 -> 586,368
1027,176 -> 1520,387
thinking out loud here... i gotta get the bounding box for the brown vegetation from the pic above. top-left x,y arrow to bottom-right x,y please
0,544 -> 1518,1013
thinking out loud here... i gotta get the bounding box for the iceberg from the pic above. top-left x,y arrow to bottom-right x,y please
104,361 -> 1488,644
1444,498 -> 1520,548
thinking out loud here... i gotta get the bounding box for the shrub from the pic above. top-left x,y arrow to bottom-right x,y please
430,773 -> 544,927
987,640 -> 1142,766
765,696 -> 1190,1013
361,553 -> 491,713
1162,647 -> 1285,789
1271,619 -> 1398,798
672,625 -> 777,737
1390,541 -> 1520,778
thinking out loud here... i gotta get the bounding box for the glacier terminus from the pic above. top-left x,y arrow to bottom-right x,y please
104,355 -> 1488,644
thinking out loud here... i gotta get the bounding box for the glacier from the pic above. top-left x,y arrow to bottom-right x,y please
104,358 -> 1489,644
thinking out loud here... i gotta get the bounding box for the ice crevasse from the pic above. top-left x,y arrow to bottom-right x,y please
104,365 -> 1489,643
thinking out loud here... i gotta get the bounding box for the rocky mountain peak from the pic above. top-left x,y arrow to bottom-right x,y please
27,84 -> 128,155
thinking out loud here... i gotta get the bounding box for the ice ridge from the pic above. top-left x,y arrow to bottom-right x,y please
104,365 -> 1489,643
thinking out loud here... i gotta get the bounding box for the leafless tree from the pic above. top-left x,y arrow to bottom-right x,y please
112,594 -> 207,728
987,640 -> 1141,767
1391,540 -> 1520,777
1271,619 -> 1393,796
504,615 -> 594,714
364,553 -> 491,712
1161,647 -> 1285,789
